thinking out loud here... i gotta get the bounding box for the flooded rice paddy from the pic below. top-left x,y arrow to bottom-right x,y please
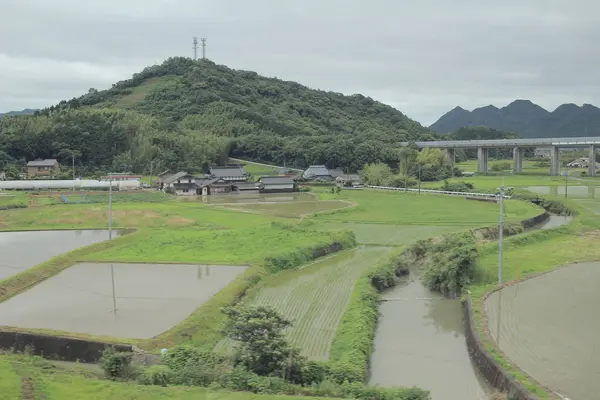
0,230 -> 117,280
177,192 -> 317,204
320,223 -> 461,246
486,262 -> 600,400
370,275 -> 491,400
0,262 -> 246,338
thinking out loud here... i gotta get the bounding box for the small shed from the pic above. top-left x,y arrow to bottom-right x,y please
27,159 -> 60,178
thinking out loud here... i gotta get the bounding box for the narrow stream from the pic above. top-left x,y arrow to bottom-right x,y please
370,271 -> 491,400
369,212 -> 573,400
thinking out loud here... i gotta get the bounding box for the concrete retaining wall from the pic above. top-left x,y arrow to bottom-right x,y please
521,211 -> 550,229
462,298 -> 540,400
0,331 -> 132,362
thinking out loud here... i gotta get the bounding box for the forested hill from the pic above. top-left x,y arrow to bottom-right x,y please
0,57 -> 438,175
430,99 -> 600,138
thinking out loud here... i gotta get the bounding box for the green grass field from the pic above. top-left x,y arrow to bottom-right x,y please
0,357 -> 21,400
309,189 -> 541,226
85,224 -> 335,265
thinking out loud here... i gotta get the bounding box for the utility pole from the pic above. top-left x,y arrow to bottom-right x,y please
418,164 -> 421,194
108,174 -> 117,313
497,176 -> 506,285
564,164 -> 568,199
193,37 -> 198,60
201,38 -> 206,59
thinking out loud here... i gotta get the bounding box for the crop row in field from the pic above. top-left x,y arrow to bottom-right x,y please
216,246 -> 394,360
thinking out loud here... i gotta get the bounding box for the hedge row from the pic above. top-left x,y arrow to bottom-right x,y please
0,203 -> 27,211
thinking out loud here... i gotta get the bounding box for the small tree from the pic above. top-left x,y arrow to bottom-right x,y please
221,305 -> 305,379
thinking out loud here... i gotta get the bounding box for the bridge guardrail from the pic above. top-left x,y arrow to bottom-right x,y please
366,185 -> 511,199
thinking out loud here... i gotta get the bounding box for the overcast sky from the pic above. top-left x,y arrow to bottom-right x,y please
1,0 -> 599,125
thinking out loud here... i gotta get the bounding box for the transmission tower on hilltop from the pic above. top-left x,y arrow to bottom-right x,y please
192,37 -> 198,60
192,37 -> 207,60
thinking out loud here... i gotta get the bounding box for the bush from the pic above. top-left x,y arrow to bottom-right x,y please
100,348 -> 134,379
0,203 -> 27,211
422,232 -> 477,296
138,365 -> 173,386
440,180 -> 474,193
264,231 -> 356,273
491,161 -> 511,172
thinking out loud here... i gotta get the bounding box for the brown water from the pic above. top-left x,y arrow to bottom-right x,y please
370,277 -> 491,400
486,262 -> 600,400
0,262 -> 247,338
177,192 -> 316,204
526,215 -> 573,232
0,230 -> 118,280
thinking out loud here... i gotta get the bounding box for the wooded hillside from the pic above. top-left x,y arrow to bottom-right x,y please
0,57 -> 439,175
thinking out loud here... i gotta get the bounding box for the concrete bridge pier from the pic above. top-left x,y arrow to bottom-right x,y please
589,145 -> 596,176
477,147 -> 489,173
446,149 -> 456,175
512,147 -> 523,173
550,146 -> 560,176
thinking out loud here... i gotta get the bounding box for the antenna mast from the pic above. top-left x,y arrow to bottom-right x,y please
192,37 -> 199,60
201,38 -> 206,59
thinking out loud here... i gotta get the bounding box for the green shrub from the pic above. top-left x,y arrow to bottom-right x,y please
328,277 -> 379,383
422,232 -> 477,296
100,348 -> 134,379
0,203 -> 27,211
441,180 -> 474,192
137,365 -> 173,386
264,231 -> 356,274
491,161 -> 511,172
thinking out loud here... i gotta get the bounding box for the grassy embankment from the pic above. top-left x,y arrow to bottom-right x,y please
2,353 -> 335,400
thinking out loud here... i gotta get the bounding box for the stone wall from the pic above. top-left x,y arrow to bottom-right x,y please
0,330 -> 132,363
521,211 -> 550,229
462,298 -> 540,400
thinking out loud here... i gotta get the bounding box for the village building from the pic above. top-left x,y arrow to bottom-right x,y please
26,159 -> 60,178
209,166 -> 248,182
258,176 -> 297,193
302,165 -> 334,181
336,174 -> 361,187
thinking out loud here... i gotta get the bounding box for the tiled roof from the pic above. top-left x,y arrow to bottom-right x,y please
303,165 -> 330,178
328,169 -> 344,178
259,176 -> 294,185
209,166 -> 247,178
27,159 -> 58,167
162,171 -> 188,184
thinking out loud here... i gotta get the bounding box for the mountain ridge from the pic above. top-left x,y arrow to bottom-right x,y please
430,100 -> 600,138
0,109 -> 37,118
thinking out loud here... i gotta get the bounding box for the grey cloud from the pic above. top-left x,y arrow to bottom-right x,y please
1,0 -> 599,124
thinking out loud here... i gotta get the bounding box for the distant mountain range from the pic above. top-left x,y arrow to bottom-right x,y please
0,109 -> 37,118
430,100 -> 600,138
